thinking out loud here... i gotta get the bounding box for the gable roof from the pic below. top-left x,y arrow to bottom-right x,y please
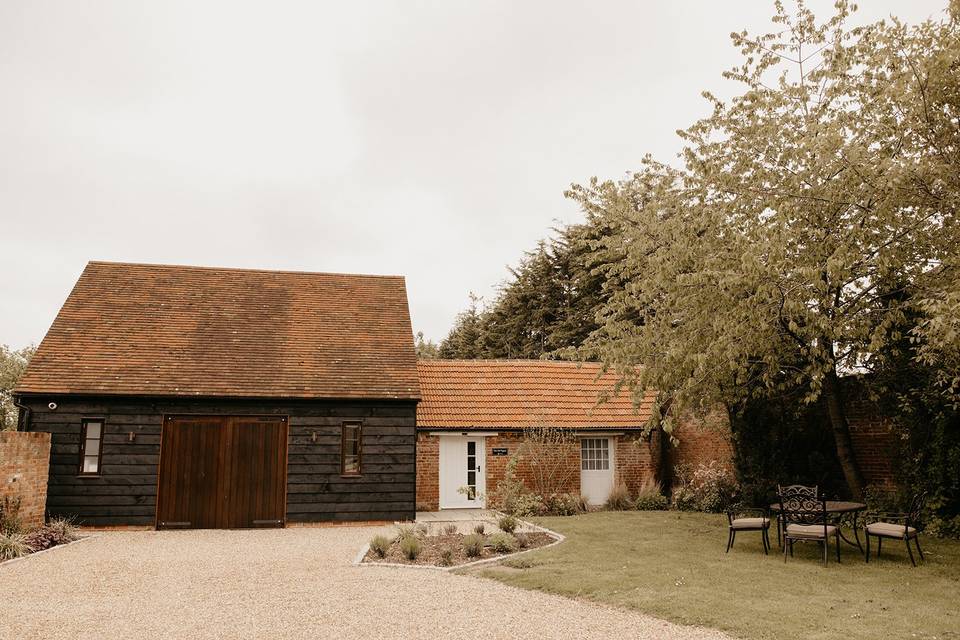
416,359 -> 653,429
16,261 -> 420,400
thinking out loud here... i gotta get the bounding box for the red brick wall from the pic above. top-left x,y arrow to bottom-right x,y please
670,408 -> 734,471
415,433 -> 439,510
845,395 -> 899,487
615,433 -> 659,493
0,431 -> 51,529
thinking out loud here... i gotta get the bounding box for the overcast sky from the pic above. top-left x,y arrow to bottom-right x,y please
0,1 -> 946,349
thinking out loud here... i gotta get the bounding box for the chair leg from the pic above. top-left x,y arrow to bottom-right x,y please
905,537 -> 916,567
915,535 -> 925,561
776,517 -> 782,547
789,540 -> 794,557
866,533 -> 871,563
762,528 -> 769,555
726,529 -> 732,553
783,537 -> 789,563
877,537 -> 882,558
822,540 -> 828,567
836,531 -> 841,563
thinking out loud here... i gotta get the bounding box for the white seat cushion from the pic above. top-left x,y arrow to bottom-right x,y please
867,522 -> 917,538
786,524 -> 837,539
731,517 -> 769,530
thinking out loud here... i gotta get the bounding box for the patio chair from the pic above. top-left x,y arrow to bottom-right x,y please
865,492 -> 926,567
725,506 -> 771,554
775,484 -> 818,547
779,486 -> 840,566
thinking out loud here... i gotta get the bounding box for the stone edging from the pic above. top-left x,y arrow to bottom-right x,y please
352,515 -> 565,572
0,534 -> 97,570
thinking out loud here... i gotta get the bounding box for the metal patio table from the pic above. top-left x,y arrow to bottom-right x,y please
770,500 -> 867,553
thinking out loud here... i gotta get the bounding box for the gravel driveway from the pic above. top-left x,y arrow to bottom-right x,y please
0,526 -> 730,640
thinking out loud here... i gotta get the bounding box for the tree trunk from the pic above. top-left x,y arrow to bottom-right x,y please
822,369 -> 866,498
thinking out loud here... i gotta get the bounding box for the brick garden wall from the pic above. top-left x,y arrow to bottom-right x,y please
670,408 -> 735,471
415,433 -> 439,510
844,391 -> 900,487
0,431 -> 52,529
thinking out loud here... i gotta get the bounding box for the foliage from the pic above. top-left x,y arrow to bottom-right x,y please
462,533 -> 484,558
44,516 -> 78,544
438,293 -> 487,359
672,462 -> 739,513
414,332 -> 440,360
0,531 -> 30,561
488,455 -> 545,517
23,528 -> 59,552
542,492 -> 587,516
604,483 -> 633,510
399,535 -> 422,561
635,480 -> 669,511
0,496 -> 22,535
517,424 -> 579,499
394,524 -> 418,542
0,344 -> 34,431
443,523 -> 458,536
439,548 -> 454,567
369,535 -> 391,558
497,514 -> 518,534
472,523 -> 485,535
489,532 -> 517,553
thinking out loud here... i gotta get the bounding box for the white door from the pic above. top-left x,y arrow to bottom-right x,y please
580,437 -> 614,506
439,436 -> 486,509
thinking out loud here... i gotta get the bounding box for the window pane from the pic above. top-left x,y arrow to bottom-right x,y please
83,456 -> 99,473
85,422 -> 102,439
467,441 -> 476,455
343,455 -> 359,474
85,439 -> 99,456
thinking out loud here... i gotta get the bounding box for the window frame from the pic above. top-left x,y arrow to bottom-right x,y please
78,418 -> 105,477
580,438 -> 610,472
340,421 -> 362,477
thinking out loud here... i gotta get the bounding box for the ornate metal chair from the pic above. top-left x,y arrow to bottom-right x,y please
779,485 -> 840,566
775,484 -> 818,547
865,492 -> 926,566
725,506 -> 771,554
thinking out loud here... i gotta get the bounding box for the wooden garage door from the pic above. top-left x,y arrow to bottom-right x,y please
156,416 -> 288,529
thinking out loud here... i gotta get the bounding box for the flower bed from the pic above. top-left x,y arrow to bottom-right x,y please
1,497 -> 81,563
363,528 -> 556,568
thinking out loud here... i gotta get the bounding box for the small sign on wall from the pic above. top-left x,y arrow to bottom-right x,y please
491,447 -> 509,456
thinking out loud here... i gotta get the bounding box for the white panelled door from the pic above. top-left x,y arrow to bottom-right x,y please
439,436 -> 486,509
580,437 -> 614,505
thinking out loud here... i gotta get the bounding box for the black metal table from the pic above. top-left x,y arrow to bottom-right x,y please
770,500 -> 867,553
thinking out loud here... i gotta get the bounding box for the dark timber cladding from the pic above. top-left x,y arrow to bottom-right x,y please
14,262 -> 421,528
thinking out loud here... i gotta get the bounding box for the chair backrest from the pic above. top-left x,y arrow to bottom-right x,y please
906,491 -> 927,529
778,485 -> 826,526
777,484 -> 818,499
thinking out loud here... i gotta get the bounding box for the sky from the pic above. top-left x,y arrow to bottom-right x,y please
0,0 -> 947,349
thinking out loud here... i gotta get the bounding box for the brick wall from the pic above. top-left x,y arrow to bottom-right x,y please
615,433 -> 659,493
415,433 -> 439,510
0,431 -> 52,529
845,393 -> 899,487
670,408 -> 735,471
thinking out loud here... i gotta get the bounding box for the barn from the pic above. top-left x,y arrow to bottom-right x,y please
13,261 -> 421,528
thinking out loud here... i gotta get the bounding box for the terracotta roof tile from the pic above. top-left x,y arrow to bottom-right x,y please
16,262 -> 421,400
416,360 -> 652,429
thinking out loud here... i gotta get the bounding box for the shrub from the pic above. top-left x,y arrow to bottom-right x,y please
605,483 -> 633,510
497,514 -> 518,534
0,496 -> 23,536
415,523 -> 430,538
515,533 -> 530,549
671,462 -> 739,513
394,524 -> 417,542
443,523 -> 458,536
544,492 -> 586,516
635,480 -> 669,511
44,517 -> 79,545
399,535 -> 422,561
473,523 -> 486,535
489,532 -> 517,553
488,454 -> 545,517
439,548 -> 454,566
369,535 -> 391,558
24,528 -> 59,553
462,533 -> 484,558
0,531 -> 30,561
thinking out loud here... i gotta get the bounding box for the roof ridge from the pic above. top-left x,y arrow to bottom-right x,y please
417,358 -> 604,366
86,260 -> 406,280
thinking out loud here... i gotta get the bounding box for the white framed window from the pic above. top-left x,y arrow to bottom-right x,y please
580,438 -> 610,471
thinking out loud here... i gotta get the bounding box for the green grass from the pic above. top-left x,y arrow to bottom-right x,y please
471,511 -> 960,640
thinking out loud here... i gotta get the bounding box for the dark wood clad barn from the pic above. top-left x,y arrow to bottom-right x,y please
13,261 -> 421,528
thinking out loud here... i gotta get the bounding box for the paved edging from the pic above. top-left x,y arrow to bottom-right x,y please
353,515 -> 565,572
0,535 -> 97,570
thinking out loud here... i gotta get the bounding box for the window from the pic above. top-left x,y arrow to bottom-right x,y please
341,422 -> 361,476
581,438 -> 610,471
79,419 -> 104,475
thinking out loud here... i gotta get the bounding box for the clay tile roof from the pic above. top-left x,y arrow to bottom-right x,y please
15,261 -> 421,400
416,359 -> 653,429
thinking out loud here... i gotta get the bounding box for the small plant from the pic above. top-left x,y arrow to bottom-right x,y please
399,535 -> 422,560
415,523 -> 430,538
671,462 -> 739,512
497,514 -> 518,534
0,496 -> 23,536
443,523 -> 458,536
544,492 -> 586,516
44,516 -> 79,544
473,522 -> 486,535
439,548 -> 454,566
515,533 -> 530,549
605,483 -> 633,510
24,528 -> 58,553
394,524 -> 417,542
504,556 -> 534,569
0,531 -> 30,561
489,532 -> 517,553
635,480 -> 669,511
462,533 -> 484,558
369,534 -> 391,558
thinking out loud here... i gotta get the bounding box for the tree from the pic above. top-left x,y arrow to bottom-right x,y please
1,345 -> 35,430
570,1 -> 960,497
414,332 -> 440,359
438,293 -> 486,359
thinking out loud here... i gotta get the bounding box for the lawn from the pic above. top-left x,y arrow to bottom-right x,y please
471,511 -> 960,640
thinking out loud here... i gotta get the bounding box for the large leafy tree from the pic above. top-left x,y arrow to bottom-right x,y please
1,344 -> 35,430
571,1 -> 959,497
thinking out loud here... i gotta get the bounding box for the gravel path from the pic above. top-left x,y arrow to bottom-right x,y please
0,527 -> 730,640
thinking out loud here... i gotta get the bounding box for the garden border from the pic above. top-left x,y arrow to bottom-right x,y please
0,535 -> 96,570
352,515 -> 565,572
